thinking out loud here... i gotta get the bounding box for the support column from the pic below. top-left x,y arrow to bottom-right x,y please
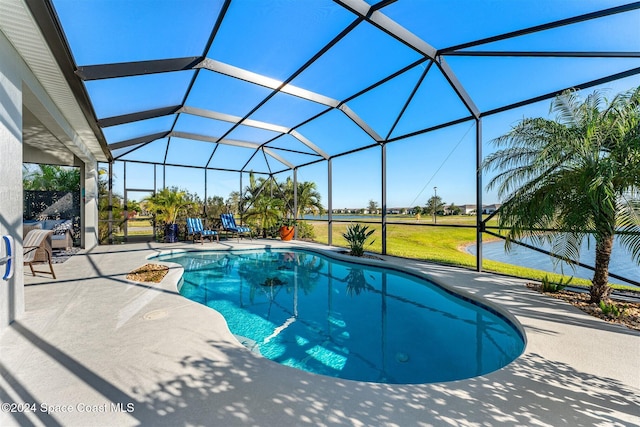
0,32 -> 24,331
108,161 -> 113,244
83,160 -> 99,249
475,118 -> 483,272
204,168 -> 208,216
123,161 -> 128,242
293,168 -> 298,239
328,159 -> 333,246
381,144 -> 387,255
239,173 -> 243,216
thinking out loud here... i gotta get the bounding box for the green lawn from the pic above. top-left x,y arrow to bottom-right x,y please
113,217 -> 154,237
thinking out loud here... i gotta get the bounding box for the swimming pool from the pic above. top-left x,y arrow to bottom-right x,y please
157,248 -> 524,384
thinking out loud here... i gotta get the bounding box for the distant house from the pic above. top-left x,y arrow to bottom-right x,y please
459,204 -> 477,215
483,204 -> 502,214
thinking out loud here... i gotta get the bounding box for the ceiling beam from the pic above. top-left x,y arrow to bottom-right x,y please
108,131 -> 170,150
171,131 -> 260,149
480,66 -> 640,117
98,105 -> 182,127
440,2 -> 640,54
335,0 -> 479,118
181,106 -> 291,133
335,0 -> 437,58
444,51 -> 640,58
339,104 -> 383,142
289,130 -> 330,159
76,57 -> 202,80
263,147 -> 295,169
197,58 -> 340,107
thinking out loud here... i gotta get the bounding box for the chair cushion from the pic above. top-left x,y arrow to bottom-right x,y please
42,220 -> 62,230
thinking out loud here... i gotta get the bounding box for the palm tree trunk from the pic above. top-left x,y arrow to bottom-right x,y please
590,234 -> 614,304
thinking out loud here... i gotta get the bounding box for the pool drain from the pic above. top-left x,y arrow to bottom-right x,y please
396,352 -> 409,363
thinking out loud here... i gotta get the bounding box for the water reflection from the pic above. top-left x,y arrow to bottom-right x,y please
165,249 -> 524,384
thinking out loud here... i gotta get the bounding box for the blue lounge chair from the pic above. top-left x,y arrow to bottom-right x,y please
220,213 -> 252,241
186,218 -> 219,244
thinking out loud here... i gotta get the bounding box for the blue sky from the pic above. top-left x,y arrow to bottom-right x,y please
51,0 -> 640,208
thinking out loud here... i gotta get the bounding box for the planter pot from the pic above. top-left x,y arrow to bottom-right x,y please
164,223 -> 180,243
279,226 -> 295,241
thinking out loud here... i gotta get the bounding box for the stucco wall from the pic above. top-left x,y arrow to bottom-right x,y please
0,30 -> 25,332
0,24 -> 102,331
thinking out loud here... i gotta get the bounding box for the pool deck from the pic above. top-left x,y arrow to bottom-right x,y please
1,239 -> 638,426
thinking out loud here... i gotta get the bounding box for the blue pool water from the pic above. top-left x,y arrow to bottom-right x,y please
157,248 -> 524,384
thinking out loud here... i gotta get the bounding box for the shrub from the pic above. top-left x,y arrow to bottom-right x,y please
540,274 -> 572,293
342,224 -> 375,257
296,221 -> 315,240
599,301 -> 626,318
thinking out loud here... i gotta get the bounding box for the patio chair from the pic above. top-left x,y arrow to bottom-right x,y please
220,213 -> 252,241
23,229 -> 56,279
186,218 -> 219,245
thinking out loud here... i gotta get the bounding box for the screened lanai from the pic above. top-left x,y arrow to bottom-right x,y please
28,0 -> 640,283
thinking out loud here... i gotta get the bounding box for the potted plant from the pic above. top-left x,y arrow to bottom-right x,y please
278,217 -> 298,241
144,187 -> 193,243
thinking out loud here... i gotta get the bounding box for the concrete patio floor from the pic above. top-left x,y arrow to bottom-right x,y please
0,239 -> 638,426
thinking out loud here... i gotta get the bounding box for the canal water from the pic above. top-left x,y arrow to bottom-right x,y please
467,238 -> 639,286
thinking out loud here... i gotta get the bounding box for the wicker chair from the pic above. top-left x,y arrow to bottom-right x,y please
23,229 -> 56,279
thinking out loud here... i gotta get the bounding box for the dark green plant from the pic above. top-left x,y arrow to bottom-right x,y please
296,221 -> 315,239
540,274 -> 572,293
23,164 -> 80,192
483,87 -> 640,304
144,187 -> 193,225
342,224 -> 375,257
243,173 -> 283,237
599,301 -> 626,318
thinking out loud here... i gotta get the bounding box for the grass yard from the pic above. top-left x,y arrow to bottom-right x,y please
114,217 -> 154,237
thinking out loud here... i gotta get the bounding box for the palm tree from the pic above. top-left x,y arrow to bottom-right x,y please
243,173 -> 283,237
281,178 -> 325,218
23,164 -> 80,191
298,181 -> 324,217
483,87 -> 640,304
144,187 -> 193,225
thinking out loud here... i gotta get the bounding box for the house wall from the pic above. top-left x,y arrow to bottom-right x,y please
0,26 -> 100,331
0,29 -> 26,332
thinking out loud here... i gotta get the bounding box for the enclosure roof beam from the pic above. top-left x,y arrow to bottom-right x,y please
480,66 -> 640,117
335,0 -> 479,118
339,104 -> 383,143
439,2 -> 640,54
434,57 -> 480,118
75,57 -> 203,80
197,58 -> 340,107
108,132 -> 170,150
444,51 -> 640,58
263,147 -> 294,169
171,131 -> 259,149
335,0 -> 437,59
289,130 -> 330,159
181,106 -> 291,133
97,105 -> 182,127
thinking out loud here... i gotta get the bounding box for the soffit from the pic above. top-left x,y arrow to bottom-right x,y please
0,0 -> 109,163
